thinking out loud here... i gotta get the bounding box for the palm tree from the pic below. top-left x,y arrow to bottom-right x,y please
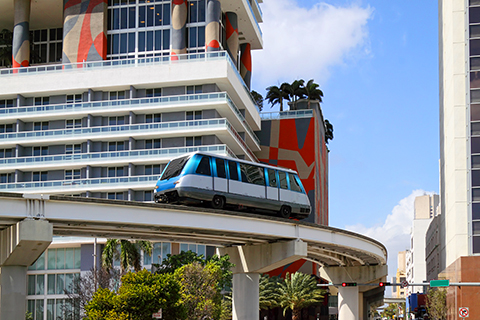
325,119 -> 334,145
276,272 -> 325,320
266,82 -> 291,112
259,275 -> 280,310
302,79 -> 324,108
288,79 -> 306,110
102,239 -> 153,272
251,90 -> 264,112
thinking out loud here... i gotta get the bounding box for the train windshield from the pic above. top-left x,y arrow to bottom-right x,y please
160,155 -> 190,181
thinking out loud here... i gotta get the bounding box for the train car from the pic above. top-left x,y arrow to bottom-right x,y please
153,152 -> 311,219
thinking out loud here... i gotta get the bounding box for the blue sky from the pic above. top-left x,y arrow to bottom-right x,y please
251,0 -> 439,281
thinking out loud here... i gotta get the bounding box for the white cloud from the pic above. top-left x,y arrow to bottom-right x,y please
345,189 -> 435,289
251,0 -> 373,90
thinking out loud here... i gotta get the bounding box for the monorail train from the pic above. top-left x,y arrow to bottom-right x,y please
153,152 -> 311,219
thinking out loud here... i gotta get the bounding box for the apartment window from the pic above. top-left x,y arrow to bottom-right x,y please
146,113 -> 161,123
65,144 -> 81,154
66,119 -> 82,129
0,124 -> 14,133
187,26 -> 205,53
186,136 -> 201,146
188,0 -> 206,23
32,146 -> 48,156
109,90 -> 129,100
46,248 -> 81,270
66,94 -> 82,103
145,139 -> 161,149
0,173 -> 14,183
65,169 -> 81,180
145,164 -> 162,175
109,116 -> 126,126
143,242 -> 171,265
143,190 -> 152,201
107,192 -> 124,200
31,28 -> 63,64
32,172 -> 48,182
186,85 -> 203,95
108,167 -> 125,177
146,88 -> 162,97
0,99 -> 14,108
186,110 -> 202,120
33,122 -> 49,131
0,148 -> 14,158
109,141 -> 125,151
107,0 -> 171,59
34,97 -> 50,106
186,0 -> 206,53
180,243 -> 206,257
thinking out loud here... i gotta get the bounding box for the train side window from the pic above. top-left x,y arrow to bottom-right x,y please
240,163 -> 265,185
289,173 -> 302,192
268,169 -> 277,187
228,161 -> 239,180
196,156 -> 211,176
216,158 -> 226,178
278,171 -> 288,189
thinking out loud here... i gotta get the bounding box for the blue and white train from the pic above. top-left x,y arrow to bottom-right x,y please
153,152 -> 311,219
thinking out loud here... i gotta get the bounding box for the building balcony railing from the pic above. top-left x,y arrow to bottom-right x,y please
0,144 -> 236,171
0,175 -> 159,193
0,92 -> 260,147
259,109 -> 314,120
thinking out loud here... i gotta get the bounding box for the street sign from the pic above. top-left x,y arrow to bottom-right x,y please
152,309 -> 162,319
430,279 -> 449,287
459,307 -> 469,318
401,280 -> 409,288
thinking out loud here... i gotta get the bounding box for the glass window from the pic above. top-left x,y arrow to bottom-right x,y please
65,248 -> 74,269
56,274 -> 65,294
57,248 -> 65,269
471,25 -> 480,39
472,104 -> 480,121
36,251 -> 46,270
36,299 -> 44,320
239,163 -> 265,185
48,249 -> 56,269
215,158 -> 226,178
28,275 -> 36,295
47,299 -> 54,320
279,171 -> 288,190
473,203 -> 480,220
228,161 -> 238,180
472,137 -> 480,154
471,7 -> 480,24
196,156 -> 211,176
160,155 -> 190,181
268,169 -> 277,187
289,173 -> 302,192
471,39 -> 480,56
473,188 -> 480,201
47,274 -> 56,295
74,247 -> 81,269
36,274 -> 45,295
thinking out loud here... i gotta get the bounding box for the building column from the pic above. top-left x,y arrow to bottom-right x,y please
0,219 -> 53,320
86,139 -> 92,152
171,0 -> 188,58
206,0 -> 221,52
12,0 -> 31,68
338,286 -> 359,319
232,273 -> 259,320
240,43 -> 252,89
225,12 -> 239,63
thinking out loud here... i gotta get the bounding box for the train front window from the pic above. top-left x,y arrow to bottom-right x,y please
289,173 -> 302,192
160,155 -> 190,180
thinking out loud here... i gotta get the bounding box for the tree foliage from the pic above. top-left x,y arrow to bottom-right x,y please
427,288 -> 447,320
259,274 -> 280,310
85,270 -> 186,320
175,261 -> 223,320
275,272 -> 325,320
266,83 -> 291,112
251,90 -> 264,112
102,239 -> 152,272
324,119 -> 334,145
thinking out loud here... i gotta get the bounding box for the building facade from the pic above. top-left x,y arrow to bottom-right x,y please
439,0 -> 480,318
394,250 -> 407,299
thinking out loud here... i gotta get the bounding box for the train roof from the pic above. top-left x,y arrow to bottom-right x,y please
169,151 -> 299,174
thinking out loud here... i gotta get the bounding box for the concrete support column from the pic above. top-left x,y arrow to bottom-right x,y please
87,115 -> 93,128
12,0 -> 31,68
232,273 -> 259,320
206,0 -> 221,52
130,85 -> 136,99
129,111 -> 136,125
338,286 -> 359,319
128,189 -> 133,201
129,137 -> 135,150
0,266 -> 28,320
171,0 -> 188,58
87,139 -> 92,152
128,163 -> 134,176
225,12 -> 239,63
240,43 -> 252,89
86,165 -> 91,179
88,89 -> 94,102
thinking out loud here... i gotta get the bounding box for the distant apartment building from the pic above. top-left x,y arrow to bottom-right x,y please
405,194 -> 438,295
394,250 -> 407,299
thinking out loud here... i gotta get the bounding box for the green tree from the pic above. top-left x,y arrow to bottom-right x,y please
266,83 -> 291,112
102,239 -> 152,272
85,270 -> 186,320
276,272 -> 325,320
259,274 -> 280,311
175,261 -> 223,320
301,79 -> 324,109
427,288 -> 447,320
287,79 -> 306,110
251,90 -> 264,112
324,119 -> 334,145
382,303 -> 401,319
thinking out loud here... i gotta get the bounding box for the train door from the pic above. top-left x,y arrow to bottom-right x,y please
213,158 -> 228,193
227,161 -> 242,194
266,168 -> 279,201
194,155 -> 213,190
278,171 -> 292,202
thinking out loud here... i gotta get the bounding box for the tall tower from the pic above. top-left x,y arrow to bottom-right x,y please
439,0 -> 480,316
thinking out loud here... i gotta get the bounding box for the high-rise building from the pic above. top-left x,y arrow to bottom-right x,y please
439,0 -> 480,316
394,250 -> 407,299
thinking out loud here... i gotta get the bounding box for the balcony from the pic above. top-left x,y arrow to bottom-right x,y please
0,92 -> 260,151
0,144 -> 235,173
260,109 -> 314,120
0,52 -> 261,130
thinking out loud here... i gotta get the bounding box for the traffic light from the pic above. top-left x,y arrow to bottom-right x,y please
341,282 -> 357,287
379,282 -> 391,287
